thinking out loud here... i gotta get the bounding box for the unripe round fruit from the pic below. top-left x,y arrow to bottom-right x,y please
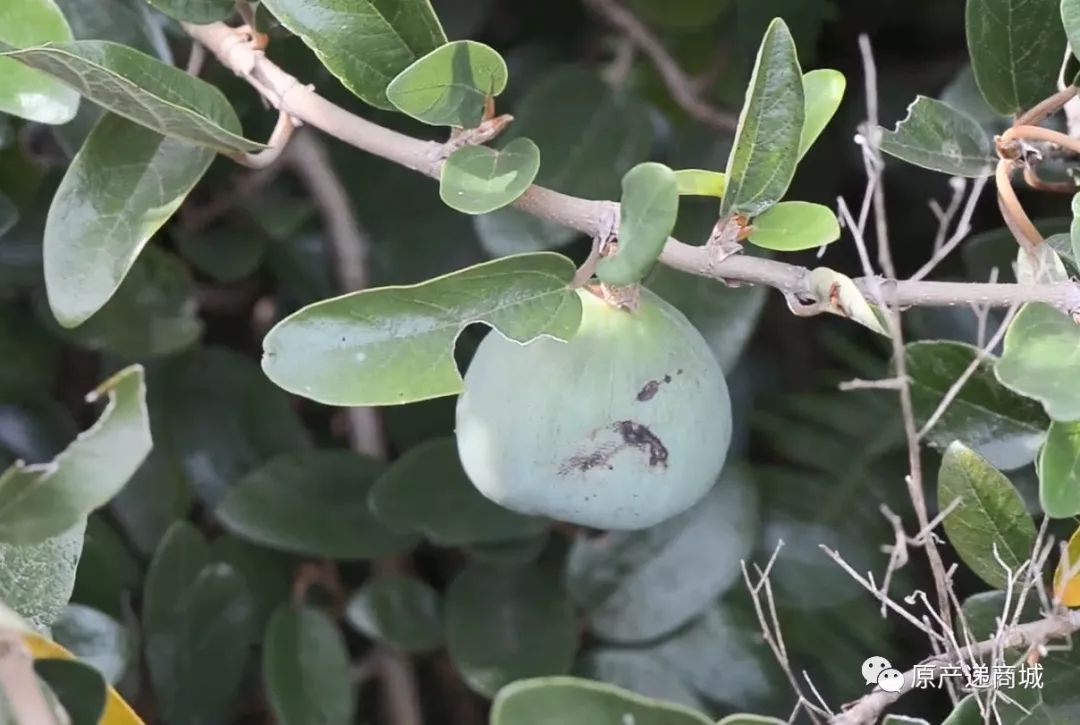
455,287 -> 732,530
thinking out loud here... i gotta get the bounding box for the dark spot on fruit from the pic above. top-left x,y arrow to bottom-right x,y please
663,374 -> 672,383
614,420 -> 668,468
560,444 -> 618,474
637,380 -> 661,401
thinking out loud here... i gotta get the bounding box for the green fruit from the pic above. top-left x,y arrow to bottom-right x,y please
455,287 -> 732,530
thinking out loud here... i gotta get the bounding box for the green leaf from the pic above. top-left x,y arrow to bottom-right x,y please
262,253 -> 583,406
52,605 -> 132,685
35,661 -> 105,721
143,522 -> 254,725
446,563 -> 578,696
0,40 -> 260,154
211,535 -> 293,640
465,533 -> 550,566
439,137 -> 541,214
747,201 -> 839,251
345,574 -> 442,653
673,170 -> 726,198
720,18 -> 804,218
882,718 -> 932,725
54,0 -> 171,60
905,341 -> 1048,471
475,68 -> 652,255
146,0 -> 233,22
387,40 -> 507,127
0,521 -> 85,630
996,303 -> 1080,421
153,347 -> 312,508
68,516 -> 138,620
173,224 -> 267,284
44,113 -> 213,328
879,96 -> 995,177
0,365 -> 150,545
581,650 -> 704,712
491,677 -> 714,725
646,265 -> 766,374
260,0 -> 446,109
0,302 -> 60,401
966,0 -> 1065,115
109,446 -> 190,558
368,437 -> 547,546
0,0 -> 79,125
1038,421 -> 1080,517
938,442 -> 1037,589
566,466 -> 757,643
799,69 -> 845,158
33,659 -> 106,725
596,163 -> 680,286
1065,1 -> 1080,71
216,450 -> 417,559
263,605 -> 354,725
40,247 -> 202,355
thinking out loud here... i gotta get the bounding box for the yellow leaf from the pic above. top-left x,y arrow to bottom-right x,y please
1053,524 -> 1080,607
22,630 -> 143,725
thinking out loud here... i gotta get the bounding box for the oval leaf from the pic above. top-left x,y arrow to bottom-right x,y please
439,137 -> 540,214
491,677 -> 714,725
263,605 -> 354,725
446,563 -> 578,696
52,605 -> 132,686
34,658 -> 106,725
262,253 -> 583,406
799,69 -> 845,159
879,96 -> 995,177
905,341 -> 1048,470
720,18 -> 804,218
387,40 -> 507,127
46,114 -> 212,328
146,0 -> 233,23
597,162 -> 680,286
0,40 -> 260,154
216,450 -> 416,559
747,201 -> 839,251
260,0 -> 446,109
566,467 -> 757,643
0,0 -> 79,124
345,574 -> 442,653
368,437 -> 547,546
996,303 -> 1080,421
0,365 -> 150,544
938,442 -> 1037,589
967,0 -> 1065,115
1039,421 -> 1080,518
673,169 -> 726,198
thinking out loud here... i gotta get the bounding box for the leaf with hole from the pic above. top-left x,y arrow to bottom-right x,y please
0,0 -> 79,124
262,253 -> 582,406
446,563 -> 578,696
0,365 -> 150,544
440,137 -> 540,214
905,341 -> 1048,471
345,574 -> 442,653
491,677 -> 714,725
43,113 -> 213,328
0,40 -> 260,153
673,170 -> 726,198
216,450 -> 417,559
263,605 -> 355,725
368,437 -> 547,546
260,0 -> 446,109
597,163 -> 680,285
799,69 -> 845,158
747,201 -> 839,251
879,96 -> 994,177
996,303 -> 1080,421
146,0 -> 233,22
967,0 -> 1065,115
720,18 -> 804,218
938,442 -> 1037,589
388,40 -> 507,127
1039,422 -> 1080,518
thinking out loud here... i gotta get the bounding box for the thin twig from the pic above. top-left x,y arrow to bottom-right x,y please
910,175 -> 990,281
582,0 -> 739,130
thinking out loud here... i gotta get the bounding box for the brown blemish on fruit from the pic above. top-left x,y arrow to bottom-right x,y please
615,421 -> 668,468
636,374 -> 674,402
558,421 -> 669,475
